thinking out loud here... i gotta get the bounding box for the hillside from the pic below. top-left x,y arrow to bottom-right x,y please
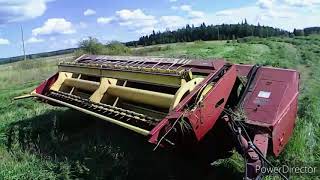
0,49 -> 76,65
0,35 -> 319,179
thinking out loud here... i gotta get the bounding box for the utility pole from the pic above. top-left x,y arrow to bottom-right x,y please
21,25 -> 26,61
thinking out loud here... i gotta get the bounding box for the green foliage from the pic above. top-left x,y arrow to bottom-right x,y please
73,49 -> 86,58
77,38 -> 131,56
294,27 -> 320,36
126,22 -> 290,46
103,41 -> 131,55
194,40 -> 204,44
132,45 -> 172,56
78,37 -> 105,55
0,148 -> 72,180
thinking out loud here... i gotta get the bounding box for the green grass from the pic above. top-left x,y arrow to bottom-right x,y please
1,36 -> 320,179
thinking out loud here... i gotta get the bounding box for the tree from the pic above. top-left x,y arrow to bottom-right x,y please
293,29 -> 305,36
125,21 -> 290,46
78,37 -> 104,54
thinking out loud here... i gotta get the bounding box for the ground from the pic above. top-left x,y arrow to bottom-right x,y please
0,36 -> 319,179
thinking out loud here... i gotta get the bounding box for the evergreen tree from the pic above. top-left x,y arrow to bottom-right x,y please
125,20 -> 290,46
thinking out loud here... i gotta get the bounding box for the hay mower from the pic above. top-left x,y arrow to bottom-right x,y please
16,55 -> 299,179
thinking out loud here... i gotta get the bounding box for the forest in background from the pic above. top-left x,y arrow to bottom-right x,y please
126,20 -> 320,46
1,21 -> 320,64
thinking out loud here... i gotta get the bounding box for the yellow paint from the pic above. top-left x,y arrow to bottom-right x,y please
58,64 -> 189,87
107,86 -> 174,109
50,72 -> 73,91
31,92 -> 150,136
170,78 -> 204,110
90,78 -> 117,103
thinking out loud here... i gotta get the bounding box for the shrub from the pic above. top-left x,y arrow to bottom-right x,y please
78,38 -> 132,56
194,40 -> 204,44
73,49 -> 86,58
78,37 -> 105,55
15,60 -> 47,70
103,41 -> 132,55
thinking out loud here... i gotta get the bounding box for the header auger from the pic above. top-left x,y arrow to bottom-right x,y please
17,55 -> 299,179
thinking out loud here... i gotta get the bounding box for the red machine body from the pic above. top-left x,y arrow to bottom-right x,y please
149,64 -> 237,144
237,65 -> 299,156
26,55 -> 299,179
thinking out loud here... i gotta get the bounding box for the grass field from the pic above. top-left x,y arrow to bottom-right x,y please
0,36 -> 319,179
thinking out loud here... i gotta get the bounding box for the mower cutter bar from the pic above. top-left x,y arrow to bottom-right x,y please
31,91 -> 152,136
47,90 -> 159,129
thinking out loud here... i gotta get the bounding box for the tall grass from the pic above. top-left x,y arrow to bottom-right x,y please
0,55 -> 68,90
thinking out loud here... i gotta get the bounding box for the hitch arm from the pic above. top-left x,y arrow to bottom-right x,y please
222,115 -> 269,179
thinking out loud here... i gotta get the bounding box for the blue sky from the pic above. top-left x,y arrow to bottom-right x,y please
0,0 -> 319,58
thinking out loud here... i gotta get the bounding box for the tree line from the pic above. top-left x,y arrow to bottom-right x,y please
126,20 -> 291,46
293,27 -> 320,36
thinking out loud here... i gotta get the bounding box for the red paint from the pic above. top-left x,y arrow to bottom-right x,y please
149,65 -> 237,142
35,73 -> 58,94
185,66 -> 237,140
237,65 -> 299,156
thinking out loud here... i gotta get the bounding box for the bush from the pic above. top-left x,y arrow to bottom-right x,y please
73,49 -> 86,58
78,37 -> 105,55
103,41 -> 131,55
77,38 -> 132,56
236,36 -> 260,43
132,45 -> 172,56
194,40 -> 204,44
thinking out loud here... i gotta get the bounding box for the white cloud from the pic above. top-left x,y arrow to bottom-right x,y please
159,16 -> 187,30
26,37 -> 44,44
188,10 -> 205,18
180,5 -> 192,11
0,38 -> 10,45
171,6 -> 178,10
32,18 -> 76,36
84,9 -> 96,16
48,37 -> 81,50
115,9 -> 158,34
97,17 -> 113,24
0,0 -> 53,24
283,0 -> 320,7
179,5 -> 205,19
169,0 -> 178,2
208,3 -> 320,31
216,10 -> 233,16
257,0 -> 275,9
